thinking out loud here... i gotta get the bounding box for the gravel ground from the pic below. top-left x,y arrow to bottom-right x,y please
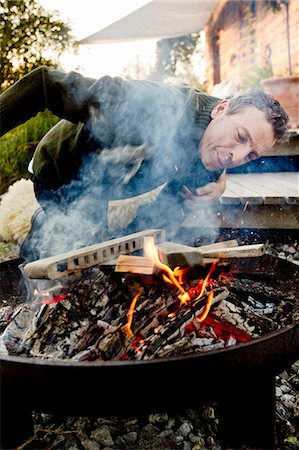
0,237 -> 298,450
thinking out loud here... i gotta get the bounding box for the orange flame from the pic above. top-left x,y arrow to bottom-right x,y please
125,238 -> 216,342
124,291 -> 141,337
144,237 -> 186,295
197,290 -> 214,322
145,236 -> 216,315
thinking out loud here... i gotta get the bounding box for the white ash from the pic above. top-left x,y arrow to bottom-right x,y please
1,304 -> 35,353
212,299 -> 255,335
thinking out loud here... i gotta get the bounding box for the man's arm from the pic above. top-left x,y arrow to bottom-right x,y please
0,66 -> 99,137
182,170 -> 226,206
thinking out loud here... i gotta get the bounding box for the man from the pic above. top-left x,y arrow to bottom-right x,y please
0,67 -> 289,260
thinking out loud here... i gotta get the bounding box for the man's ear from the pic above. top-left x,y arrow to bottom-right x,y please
211,99 -> 230,118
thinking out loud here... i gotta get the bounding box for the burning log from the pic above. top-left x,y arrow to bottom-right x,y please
156,241 -> 265,267
23,229 -> 165,279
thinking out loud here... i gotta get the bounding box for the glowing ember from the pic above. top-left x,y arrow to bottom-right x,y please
33,287 -> 66,305
41,294 -> 66,305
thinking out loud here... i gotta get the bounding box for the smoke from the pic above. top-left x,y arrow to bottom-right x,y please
24,77 -> 221,261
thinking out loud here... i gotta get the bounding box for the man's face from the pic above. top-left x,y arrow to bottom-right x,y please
199,100 -> 276,171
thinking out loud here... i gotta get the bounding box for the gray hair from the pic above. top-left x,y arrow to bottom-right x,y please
226,88 -> 289,143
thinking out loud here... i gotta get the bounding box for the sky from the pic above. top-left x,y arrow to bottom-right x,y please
39,0 -> 157,78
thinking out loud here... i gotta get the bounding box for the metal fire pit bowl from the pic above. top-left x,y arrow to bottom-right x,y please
1,254 -> 298,449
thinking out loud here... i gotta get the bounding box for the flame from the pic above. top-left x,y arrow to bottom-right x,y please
124,291 -> 141,337
197,290 -> 214,322
144,237 -> 186,295
125,238 -> 216,343
145,236 -> 216,315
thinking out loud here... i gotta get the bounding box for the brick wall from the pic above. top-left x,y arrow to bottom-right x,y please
205,0 -> 299,93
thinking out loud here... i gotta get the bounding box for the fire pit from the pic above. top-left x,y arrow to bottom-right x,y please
0,234 -> 298,449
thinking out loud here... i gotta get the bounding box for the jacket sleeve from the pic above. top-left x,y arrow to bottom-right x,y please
0,66 -> 100,137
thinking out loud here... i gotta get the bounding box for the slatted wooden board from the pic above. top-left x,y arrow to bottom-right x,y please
221,172 -> 299,205
182,171 -> 299,230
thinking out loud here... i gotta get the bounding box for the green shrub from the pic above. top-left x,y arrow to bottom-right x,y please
0,110 -> 59,194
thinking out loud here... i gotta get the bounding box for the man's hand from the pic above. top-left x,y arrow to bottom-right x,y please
182,170 -> 226,208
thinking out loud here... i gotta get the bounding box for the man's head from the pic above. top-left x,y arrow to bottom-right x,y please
199,89 -> 289,171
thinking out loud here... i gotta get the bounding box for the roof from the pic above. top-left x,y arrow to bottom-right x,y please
80,0 -> 219,44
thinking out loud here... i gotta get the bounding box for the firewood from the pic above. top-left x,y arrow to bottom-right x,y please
23,229 -> 165,279
115,255 -> 156,275
196,239 -> 238,252
156,241 -> 204,267
202,243 -> 265,258
156,239 -> 238,267
156,241 -> 265,267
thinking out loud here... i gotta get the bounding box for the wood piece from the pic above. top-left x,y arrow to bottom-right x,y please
196,239 -> 239,252
115,254 -> 220,273
23,229 -> 166,280
115,255 -> 156,275
156,239 -> 238,267
217,205 -> 299,229
221,172 -> 299,206
202,243 -> 265,258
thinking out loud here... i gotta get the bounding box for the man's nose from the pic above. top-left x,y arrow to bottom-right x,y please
230,145 -> 251,166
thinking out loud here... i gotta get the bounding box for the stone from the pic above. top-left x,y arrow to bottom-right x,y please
148,413 -> 169,423
81,438 -> 100,450
177,421 -> 193,437
91,425 -> 114,447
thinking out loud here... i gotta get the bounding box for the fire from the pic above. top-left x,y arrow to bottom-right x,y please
33,287 -> 66,305
124,291 -> 141,337
144,236 -> 216,310
144,237 -> 186,295
124,237 -> 217,340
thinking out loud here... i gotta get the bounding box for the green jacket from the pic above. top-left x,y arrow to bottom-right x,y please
0,66 -> 221,196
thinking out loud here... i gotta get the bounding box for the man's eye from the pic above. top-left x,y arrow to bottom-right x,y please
237,132 -> 248,143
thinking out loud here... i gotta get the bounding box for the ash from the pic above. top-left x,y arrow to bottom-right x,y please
0,264 -> 297,361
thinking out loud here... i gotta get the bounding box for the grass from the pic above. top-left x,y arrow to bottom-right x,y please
0,110 -> 59,194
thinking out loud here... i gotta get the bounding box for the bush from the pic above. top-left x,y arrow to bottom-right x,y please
0,110 -> 59,194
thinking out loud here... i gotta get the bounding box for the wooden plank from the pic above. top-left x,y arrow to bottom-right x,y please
115,255 -> 155,275
221,196 -> 264,205
232,173 -> 298,196
218,205 -> 299,229
203,243 -> 265,258
224,178 -> 263,197
156,239 -> 238,267
227,174 -> 280,196
222,173 -> 299,205
23,229 -> 166,279
263,197 -> 288,205
238,173 -> 297,193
